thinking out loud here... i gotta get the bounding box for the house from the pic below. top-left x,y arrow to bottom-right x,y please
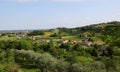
70,40 -> 78,44
29,36 -> 36,41
41,39 -> 50,43
18,34 -> 26,37
18,31 -> 28,38
82,40 -> 93,46
61,39 -> 69,44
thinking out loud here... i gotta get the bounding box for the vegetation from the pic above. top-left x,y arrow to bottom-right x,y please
0,21 -> 120,72
28,30 -> 45,36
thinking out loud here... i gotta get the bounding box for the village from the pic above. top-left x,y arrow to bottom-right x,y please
0,22 -> 119,72
0,29 -> 103,48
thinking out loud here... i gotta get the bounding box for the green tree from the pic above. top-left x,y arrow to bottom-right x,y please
18,40 -> 33,50
28,30 -> 45,36
59,43 -> 70,51
0,41 -> 5,49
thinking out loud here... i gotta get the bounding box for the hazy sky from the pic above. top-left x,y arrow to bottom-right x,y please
0,0 -> 120,30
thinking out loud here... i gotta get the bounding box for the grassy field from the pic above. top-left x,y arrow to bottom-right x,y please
0,37 -> 18,41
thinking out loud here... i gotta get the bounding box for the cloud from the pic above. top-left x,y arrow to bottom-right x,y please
17,0 -> 41,2
0,0 -> 40,2
53,0 -> 83,2
2,0 -> 85,3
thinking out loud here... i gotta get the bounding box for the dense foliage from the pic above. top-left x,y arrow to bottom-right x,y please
28,30 -> 45,36
0,21 -> 120,72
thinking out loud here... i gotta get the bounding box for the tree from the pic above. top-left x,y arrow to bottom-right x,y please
59,43 -> 70,51
0,41 -> 5,49
73,43 -> 81,51
18,40 -> 33,50
28,30 -> 45,36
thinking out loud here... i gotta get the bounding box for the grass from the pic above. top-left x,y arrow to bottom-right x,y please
62,36 -> 78,39
0,37 -> 17,41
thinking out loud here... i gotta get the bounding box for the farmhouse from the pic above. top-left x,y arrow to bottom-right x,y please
61,39 -> 69,44
82,40 -> 93,46
70,40 -> 78,44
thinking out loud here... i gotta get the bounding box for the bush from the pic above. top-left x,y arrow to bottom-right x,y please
15,50 -> 69,72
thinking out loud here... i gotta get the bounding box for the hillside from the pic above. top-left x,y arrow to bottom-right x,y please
0,21 -> 120,72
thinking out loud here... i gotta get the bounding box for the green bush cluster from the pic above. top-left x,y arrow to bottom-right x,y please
16,50 -> 120,72
15,50 -> 69,72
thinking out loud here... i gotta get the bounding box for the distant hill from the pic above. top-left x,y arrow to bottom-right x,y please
0,30 -> 33,33
0,21 -> 120,33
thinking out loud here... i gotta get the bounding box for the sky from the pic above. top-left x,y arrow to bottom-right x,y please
0,0 -> 120,30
